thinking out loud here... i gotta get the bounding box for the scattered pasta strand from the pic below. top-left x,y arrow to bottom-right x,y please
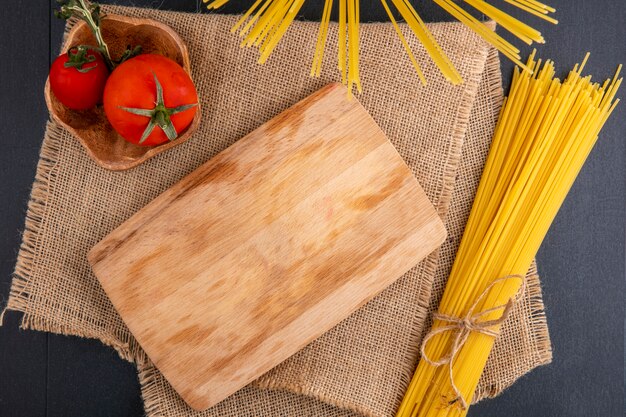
433,0 -> 532,71
259,0 -> 306,63
231,0 -> 264,33
463,0 -> 544,44
505,0 -> 558,23
390,0 -> 462,84
208,0 -> 556,91
347,0 -> 362,92
380,0 -> 427,85
338,0 -> 347,84
205,0 -> 230,10
238,0 -> 273,36
311,0 -> 333,76
396,52 -> 621,417
506,2 -> 558,23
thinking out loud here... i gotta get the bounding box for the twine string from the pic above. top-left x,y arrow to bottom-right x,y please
420,274 -> 527,409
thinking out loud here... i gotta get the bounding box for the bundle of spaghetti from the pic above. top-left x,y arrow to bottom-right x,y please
396,51 -> 621,417
205,0 -> 557,90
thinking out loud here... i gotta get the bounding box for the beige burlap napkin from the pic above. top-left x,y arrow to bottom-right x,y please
3,6 -> 551,417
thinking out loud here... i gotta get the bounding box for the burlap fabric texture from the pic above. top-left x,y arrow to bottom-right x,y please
3,6 -> 552,417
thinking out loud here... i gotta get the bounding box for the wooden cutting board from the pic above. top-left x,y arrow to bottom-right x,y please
88,83 -> 446,411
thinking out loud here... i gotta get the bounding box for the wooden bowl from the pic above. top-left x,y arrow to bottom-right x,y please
44,15 -> 201,171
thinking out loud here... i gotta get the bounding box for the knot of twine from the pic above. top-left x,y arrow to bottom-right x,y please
420,274 -> 526,410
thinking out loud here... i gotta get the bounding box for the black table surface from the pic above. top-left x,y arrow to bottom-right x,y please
1,1 -> 624,416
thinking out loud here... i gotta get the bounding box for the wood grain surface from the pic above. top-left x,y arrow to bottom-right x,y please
88,83 -> 446,410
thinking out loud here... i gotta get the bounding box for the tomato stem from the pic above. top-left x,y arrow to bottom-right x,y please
64,45 -> 98,73
118,72 -> 197,144
55,0 -> 114,70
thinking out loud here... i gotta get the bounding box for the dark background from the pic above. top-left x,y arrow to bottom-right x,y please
1,0 -> 624,416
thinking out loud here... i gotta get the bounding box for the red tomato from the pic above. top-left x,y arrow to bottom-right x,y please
49,46 -> 109,110
103,54 -> 198,147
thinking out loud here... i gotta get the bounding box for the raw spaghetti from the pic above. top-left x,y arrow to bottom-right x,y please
206,0 -> 557,91
396,51 -> 621,417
